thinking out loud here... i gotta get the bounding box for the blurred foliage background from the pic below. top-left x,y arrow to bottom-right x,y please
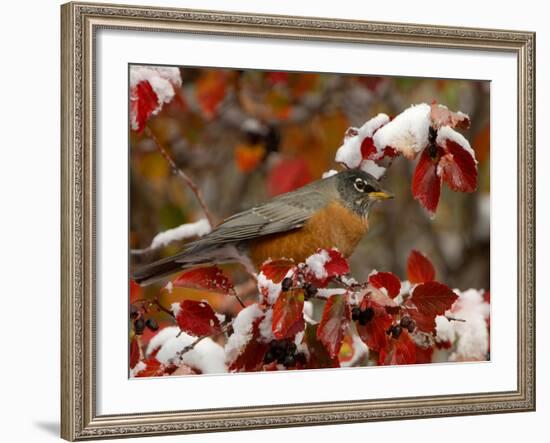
130,66 -> 490,322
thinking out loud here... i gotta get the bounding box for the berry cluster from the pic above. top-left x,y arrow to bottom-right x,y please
130,304 -> 159,335
281,277 -> 318,299
263,339 -> 307,367
386,316 -> 416,339
351,306 -> 375,325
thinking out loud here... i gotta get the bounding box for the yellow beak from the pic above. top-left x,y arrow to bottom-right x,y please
368,190 -> 394,200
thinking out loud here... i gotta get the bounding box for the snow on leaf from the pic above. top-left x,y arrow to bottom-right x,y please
130,80 -> 159,133
373,103 -> 431,159
260,259 -> 296,284
172,300 -> 221,337
272,289 -> 305,339
228,316 -> 269,372
267,157 -> 312,197
335,113 -> 390,168
378,331 -> 416,365
173,266 -> 234,294
133,357 -> 166,377
430,103 -> 471,130
317,294 -> 351,358
437,137 -> 477,193
305,249 -> 349,286
225,304 -> 265,365
412,146 -> 442,215
407,250 -> 436,284
368,272 -> 401,298
129,66 -> 182,132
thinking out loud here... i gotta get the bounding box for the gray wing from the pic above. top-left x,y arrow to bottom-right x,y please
132,177 -> 337,285
188,180 -> 335,249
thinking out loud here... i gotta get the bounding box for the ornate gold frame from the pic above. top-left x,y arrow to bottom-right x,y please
61,2 -> 536,440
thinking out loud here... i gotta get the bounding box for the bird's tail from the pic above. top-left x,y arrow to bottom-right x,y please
132,245 -> 216,286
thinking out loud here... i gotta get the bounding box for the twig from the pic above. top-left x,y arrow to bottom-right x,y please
144,125 -> 215,227
175,321 -> 233,361
153,296 -> 174,318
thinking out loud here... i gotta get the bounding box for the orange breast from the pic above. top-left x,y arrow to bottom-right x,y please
249,201 -> 368,268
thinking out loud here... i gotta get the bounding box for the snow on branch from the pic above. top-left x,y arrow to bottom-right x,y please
132,218 -> 211,255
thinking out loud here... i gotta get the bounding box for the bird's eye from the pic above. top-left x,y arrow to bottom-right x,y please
354,178 -> 366,192
354,178 -> 377,193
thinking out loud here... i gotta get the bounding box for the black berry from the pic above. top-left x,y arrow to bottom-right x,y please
145,318 -> 159,331
407,319 -> 416,333
359,307 -> 375,325
283,355 -> 296,367
287,341 -> 297,354
295,352 -> 307,365
391,325 -> 402,339
303,283 -> 318,298
400,316 -> 411,328
130,305 -> 139,319
134,318 -> 145,335
264,350 -> 275,364
351,307 -> 361,321
281,277 -> 293,291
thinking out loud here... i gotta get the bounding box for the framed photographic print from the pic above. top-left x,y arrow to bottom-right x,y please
61,1 -> 535,440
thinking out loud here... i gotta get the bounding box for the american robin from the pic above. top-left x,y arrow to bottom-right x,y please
133,169 -> 393,285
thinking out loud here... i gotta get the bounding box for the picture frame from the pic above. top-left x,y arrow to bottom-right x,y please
60,1 -> 536,440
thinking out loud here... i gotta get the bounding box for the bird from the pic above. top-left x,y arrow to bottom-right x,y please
133,169 -> 393,285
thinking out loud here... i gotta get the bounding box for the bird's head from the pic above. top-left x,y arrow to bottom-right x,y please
334,169 -> 393,217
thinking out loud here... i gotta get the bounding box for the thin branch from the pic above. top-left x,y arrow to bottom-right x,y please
144,125 -> 215,226
175,321 -> 233,361
153,296 -> 174,318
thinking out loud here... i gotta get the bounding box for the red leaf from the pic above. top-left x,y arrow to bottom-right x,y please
266,71 -> 289,85
130,337 -> 140,369
130,80 -> 159,133
304,324 -> 339,369
369,272 -> 401,298
412,147 -> 442,215
173,300 -> 221,337
360,137 -> 377,160
405,282 -> 458,333
430,103 -> 471,130
272,289 -> 305,339
324,249 -> 350,278
130,279 -> 142,304
173,266 -> 233,293
306,249 -> 350,286
356,300 -> 393,352
317,295 -> 350,358
134,357 -> 165,377
260,259 -> 295,283
267,158 -> 312,197
410,282 -> 458,317
378,331 -> 416,365
407,250 -> 436,284
415,344 -> 434,364
229,316 -> 269,372
438,139 -> 477,193
196,71 -> 227,119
